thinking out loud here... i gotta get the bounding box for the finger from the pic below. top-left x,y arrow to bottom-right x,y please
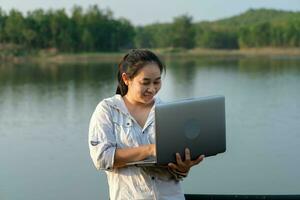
169,163 -> 188,174
185,148 -> 191,161
152,144 -> 156,157
168,163 -> 179,171
192,155 -> 205,165
176,153 -> 183,165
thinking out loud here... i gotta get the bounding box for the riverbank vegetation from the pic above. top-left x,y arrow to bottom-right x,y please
0,5 -> 300,60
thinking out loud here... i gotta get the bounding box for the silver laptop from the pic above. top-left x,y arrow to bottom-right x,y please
127,95 -> 226,166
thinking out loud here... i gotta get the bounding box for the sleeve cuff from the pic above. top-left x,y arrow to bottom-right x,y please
103,146 -> 116,171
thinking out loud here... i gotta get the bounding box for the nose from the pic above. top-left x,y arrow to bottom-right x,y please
147,84 -> 156,94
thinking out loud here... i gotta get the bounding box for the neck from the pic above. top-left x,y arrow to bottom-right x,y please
123,94 -> 154,109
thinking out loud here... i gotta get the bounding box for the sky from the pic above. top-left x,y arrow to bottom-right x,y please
0,0 -> 300,25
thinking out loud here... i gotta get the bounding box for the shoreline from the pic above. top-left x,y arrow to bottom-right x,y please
1,48 -> 300,64
159,48 -> 300,58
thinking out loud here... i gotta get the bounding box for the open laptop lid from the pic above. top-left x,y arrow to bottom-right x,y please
155,95 -> 226,165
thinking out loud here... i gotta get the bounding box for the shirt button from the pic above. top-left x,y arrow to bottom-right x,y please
151,176 -> 155,180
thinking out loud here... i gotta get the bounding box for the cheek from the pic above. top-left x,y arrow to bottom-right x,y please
131,82 -> 141,90
133,84 -> 146,94
156,83 -> 162,92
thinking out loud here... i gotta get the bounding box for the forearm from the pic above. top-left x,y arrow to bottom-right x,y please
113,144 -> 154,168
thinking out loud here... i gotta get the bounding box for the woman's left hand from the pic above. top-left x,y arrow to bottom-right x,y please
168,148 -> 205,174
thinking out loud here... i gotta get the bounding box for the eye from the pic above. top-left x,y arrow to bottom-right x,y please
141,81 -> 150,85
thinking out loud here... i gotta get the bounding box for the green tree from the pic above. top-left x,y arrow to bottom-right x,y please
136,23 -> 173,48
285,19 -> 300,46
4,9 -> 26,44
195,25 -> 238,49
134,26 -> 154,48
253,22 -> 272,47
49,9 -> 74,51
0,8 -> 7,43
110,18 -> 135,50
171,15 -> 195,49
70,5 -> 84,51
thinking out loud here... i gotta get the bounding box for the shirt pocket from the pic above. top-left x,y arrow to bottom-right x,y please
112,115 -> 136,147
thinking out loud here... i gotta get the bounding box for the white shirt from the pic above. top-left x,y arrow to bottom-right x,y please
88,94 -> 185,200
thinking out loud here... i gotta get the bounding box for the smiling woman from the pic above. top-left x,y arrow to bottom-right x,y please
116,49 -> 164,104
88,49 -> 204,200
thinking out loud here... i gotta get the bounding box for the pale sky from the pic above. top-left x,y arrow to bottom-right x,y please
0,0 -> 300,25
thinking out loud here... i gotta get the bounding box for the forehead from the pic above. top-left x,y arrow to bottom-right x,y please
135,63 -> 161,79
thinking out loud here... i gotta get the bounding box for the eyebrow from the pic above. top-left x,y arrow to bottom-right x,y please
142,77 -> 161,81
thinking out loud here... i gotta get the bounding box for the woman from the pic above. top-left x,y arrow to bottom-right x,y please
89,49 -> 204,200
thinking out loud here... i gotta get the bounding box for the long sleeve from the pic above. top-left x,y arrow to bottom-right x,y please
88,101 -> 117,171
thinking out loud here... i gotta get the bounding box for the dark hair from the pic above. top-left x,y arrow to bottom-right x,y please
116,49 -> 165,96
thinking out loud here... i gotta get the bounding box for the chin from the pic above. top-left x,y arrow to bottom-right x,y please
141,95 -> 154,104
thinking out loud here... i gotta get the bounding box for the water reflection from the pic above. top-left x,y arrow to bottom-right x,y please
166,60 -> 198,97
0,62 -> 117,86
238,58 -> 300,78
1,57 -> 299,90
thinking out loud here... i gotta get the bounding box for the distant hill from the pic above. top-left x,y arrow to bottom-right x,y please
192,8 -> 300,49
196,8 -> 300,30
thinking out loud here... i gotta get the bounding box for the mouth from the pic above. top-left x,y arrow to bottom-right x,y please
144,93 -> 154,98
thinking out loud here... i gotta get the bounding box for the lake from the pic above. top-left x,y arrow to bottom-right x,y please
0,56 -> 300,200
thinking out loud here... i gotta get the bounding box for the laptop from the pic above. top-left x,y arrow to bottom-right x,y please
127,95 -> 226,166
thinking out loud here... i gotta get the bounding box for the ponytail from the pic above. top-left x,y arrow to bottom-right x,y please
116,70 -> 128,96
116,53 -> 129,96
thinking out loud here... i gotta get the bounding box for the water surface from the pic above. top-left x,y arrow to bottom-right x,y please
0,57 -> 300,199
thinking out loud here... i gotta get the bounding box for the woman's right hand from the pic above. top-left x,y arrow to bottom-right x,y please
113,144 -> 156,168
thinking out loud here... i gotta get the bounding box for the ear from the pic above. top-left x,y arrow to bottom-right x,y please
121,73 -> 130,86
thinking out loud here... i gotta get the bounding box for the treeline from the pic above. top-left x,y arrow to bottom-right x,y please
136,9 -> 300,49
0,5 -> 135,52
0,6 -> 300,53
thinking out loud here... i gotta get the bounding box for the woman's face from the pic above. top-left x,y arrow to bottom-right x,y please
123,63 -> 162,105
